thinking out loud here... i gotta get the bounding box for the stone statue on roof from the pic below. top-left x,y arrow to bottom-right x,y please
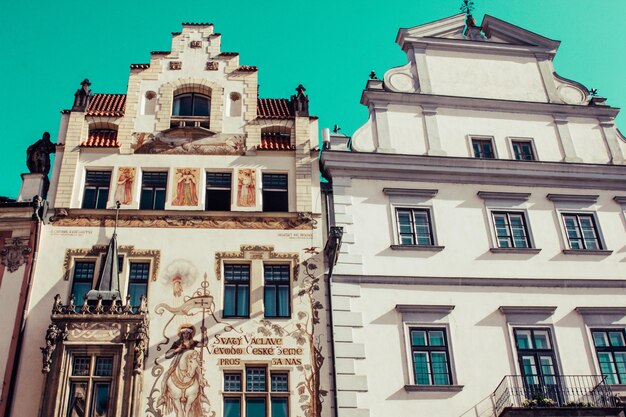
26,132 -> 56,175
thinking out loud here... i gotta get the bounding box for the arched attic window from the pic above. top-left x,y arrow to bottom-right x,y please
171,85 -> 212,129
83,122 -> 119,147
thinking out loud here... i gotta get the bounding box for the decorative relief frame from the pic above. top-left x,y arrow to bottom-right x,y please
214,245 -> 299,281
63,245 -> 161,281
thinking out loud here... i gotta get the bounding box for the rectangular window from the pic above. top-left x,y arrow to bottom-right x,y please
562,213 -> 602,250
140,172 -> 167,210
512,140 -> 535,161
82,171 -> 111,209
264,265 -> 290,318
592,329 -> 626,384
396,208 -> 434,246
262,174 -> 288,212
128,262 -> 149,307
66,354 -> 115,417
410,328 -> 452,385
206,172 -> 232,211
71,261 -> 95,305
513,328 -> 560,401
472,138 -> 495,159
223,264 -> 250,318
223,369 -> 288,417
492,212 -> 531,248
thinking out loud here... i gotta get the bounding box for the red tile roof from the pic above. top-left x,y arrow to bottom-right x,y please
130,64 -> 150,69
217,52 -> 239,58
237,65 -> 258,72
257,99 -> 294,119
86,94 -> 126,117
182,22 -> 213,26
258,133 -> 295,150
82,130 -> 120,147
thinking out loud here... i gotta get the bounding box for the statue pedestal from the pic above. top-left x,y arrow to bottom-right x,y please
18,173 -> 48,202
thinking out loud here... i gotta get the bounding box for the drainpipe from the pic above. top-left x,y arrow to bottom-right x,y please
324,225 -> 343,417
5,196 -> 45,417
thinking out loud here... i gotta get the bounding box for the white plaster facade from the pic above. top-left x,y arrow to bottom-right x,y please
8,24 -> 329,417
321,13 -> 626,417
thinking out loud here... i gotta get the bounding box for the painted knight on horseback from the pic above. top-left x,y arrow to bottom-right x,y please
157,324 -> 210,417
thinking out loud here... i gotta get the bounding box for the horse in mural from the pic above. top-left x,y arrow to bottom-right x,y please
157,325 -> 209,417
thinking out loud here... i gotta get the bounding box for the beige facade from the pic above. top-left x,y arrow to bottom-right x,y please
9,23 -> 329,417
321,13 -> 626,417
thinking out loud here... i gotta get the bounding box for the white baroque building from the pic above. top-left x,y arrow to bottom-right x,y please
6,23 -> 330,417
321,13 -> 626,417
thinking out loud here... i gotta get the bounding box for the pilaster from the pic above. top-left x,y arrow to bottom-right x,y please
553,114 -> 582,163
535,54 -> 560,103
371,104 -> 393,153
410,45 -> 432,94
598,117 -> 625,164
421,105 -> 446,156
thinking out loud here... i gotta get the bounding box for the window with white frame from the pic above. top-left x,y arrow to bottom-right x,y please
471,137 -> 495,159
562,213 -> 603,250
223,367 -> 289,417
492,211 -> 532,248
396,208 -> 434,246
511,139 -> 536,161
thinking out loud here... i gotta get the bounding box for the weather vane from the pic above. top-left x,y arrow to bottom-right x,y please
460,0 -> 475,16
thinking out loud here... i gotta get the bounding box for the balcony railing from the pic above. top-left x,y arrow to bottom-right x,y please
492,375 -> 620,416
170,115 -> 210,129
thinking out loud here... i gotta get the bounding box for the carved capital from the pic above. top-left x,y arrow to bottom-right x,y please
1,237 -> 31,273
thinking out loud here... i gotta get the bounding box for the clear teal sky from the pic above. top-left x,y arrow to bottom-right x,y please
1,0 -> 624,198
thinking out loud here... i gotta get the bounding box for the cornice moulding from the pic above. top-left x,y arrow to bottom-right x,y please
547,193 -> 599,203
477,191 -> 531,201
360,90 -> 620,119
575,307 -> 626,316
321,152 -> 626,191
613,196 -> 626,205
332,275 -> 626,288
383,188 -> 438,198
499,306 -> 557,315
396,304 -> 455,314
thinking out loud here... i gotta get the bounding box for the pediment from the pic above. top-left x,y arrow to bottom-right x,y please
397,13 -> 560,53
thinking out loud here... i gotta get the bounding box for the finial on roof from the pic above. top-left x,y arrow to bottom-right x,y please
369,71 -> 378,80
72,79 -> 92,112
460,0 -> 475,16
461,0 -> 487,41
291,84 -> 309,117
333,125 -> 341,134
589,88 -> 598,97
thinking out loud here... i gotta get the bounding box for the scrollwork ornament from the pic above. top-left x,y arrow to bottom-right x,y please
1,238 -> 31,273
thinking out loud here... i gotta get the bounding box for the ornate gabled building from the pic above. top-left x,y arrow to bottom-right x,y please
8,23 -> 329,417
321,13 -> 626,417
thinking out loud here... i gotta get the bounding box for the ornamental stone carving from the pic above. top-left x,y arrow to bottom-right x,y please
1,237 -> 31,273
40,323 -> 68,374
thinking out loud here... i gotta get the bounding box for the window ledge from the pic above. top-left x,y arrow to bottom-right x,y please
391,245 -> 444,252
404,384 -> 463,392
490,248 -> 541,254
562,249 -> 612,256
